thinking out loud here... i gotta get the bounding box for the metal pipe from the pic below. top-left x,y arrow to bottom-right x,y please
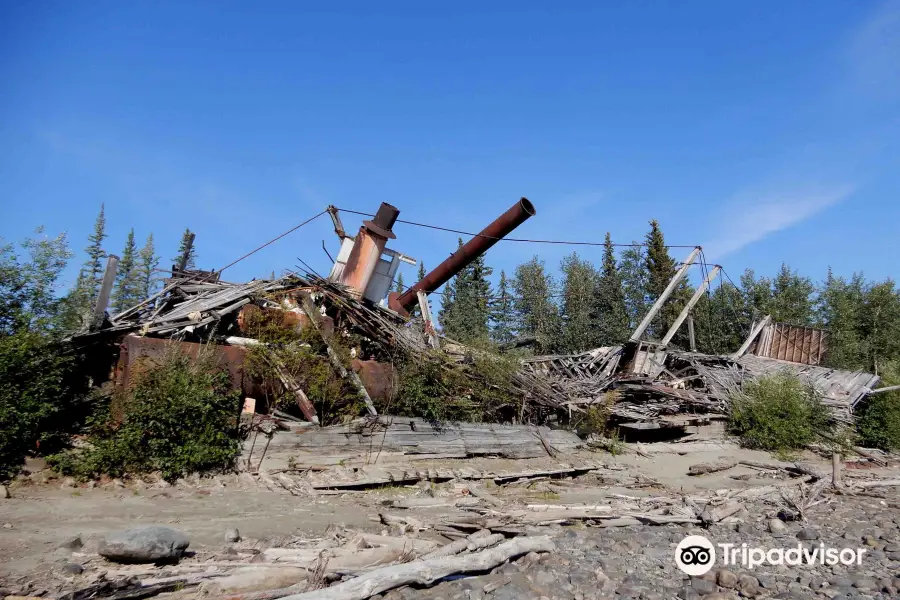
389,198 -> 536,315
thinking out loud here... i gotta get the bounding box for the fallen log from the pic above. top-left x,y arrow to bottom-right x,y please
700,501 -> 743,524
278,536 -> 555,600
466,485 -> 504,507
850,478 -> 900,489
688,461 -> 737,476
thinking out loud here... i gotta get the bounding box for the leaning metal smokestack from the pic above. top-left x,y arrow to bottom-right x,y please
339,202 -> 400,298
388,197 -> 536,316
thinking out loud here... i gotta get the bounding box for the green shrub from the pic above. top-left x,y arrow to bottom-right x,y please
856,390 -> 900,451
51,346 -> 242,481
728,371 -> 832,455
0,332 -> 86,481
389,350 -> 520,423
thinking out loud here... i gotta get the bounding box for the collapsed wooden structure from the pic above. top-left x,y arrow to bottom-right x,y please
76,199 -> 882,437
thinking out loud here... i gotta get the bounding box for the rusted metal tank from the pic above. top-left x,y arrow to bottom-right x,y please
388,197 -> 535,315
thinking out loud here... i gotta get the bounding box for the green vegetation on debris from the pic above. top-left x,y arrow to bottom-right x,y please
728,371 -> 833,457
51,347 -> 242,481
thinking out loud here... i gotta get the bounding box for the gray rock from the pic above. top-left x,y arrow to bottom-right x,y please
894,578 -> 900,590
224,528 -> 241,543
677,587 -> 701,600
887,551 -> 900,561
883,543 -> 900,552
57,535 -> 83,550
830,577 -> 854,589
61,563 -> 84,575
769,518 -> 789,535
98,525 -> 189,563
690,578 -> 718,595
716,569 -> 738,589
851,577 -> 877,590
737,574 -> 760,597
614,585 -> 641,598
0,485 -> 9,499
778,508 -> 799,522
797,528 -> 820,541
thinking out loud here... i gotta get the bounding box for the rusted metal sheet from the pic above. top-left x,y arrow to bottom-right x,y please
116,334 -> 255,396
116,335 -> 395,416
389,198 -> 535,315
351,359 -> 394,403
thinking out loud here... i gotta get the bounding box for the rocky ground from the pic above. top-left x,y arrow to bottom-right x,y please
1,440 -> 899,600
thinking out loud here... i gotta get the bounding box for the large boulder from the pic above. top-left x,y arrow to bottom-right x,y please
98,526 -> 189,563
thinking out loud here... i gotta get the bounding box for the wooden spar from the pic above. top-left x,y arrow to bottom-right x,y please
417,290 -> 440,350
687,314 -> 697,352
731,314 -> 772,360
299,293 -> 378,416
91,254 -> 119,331
629,247 -> 701,342
660,265 -> 720,346
868,384 -> 900,395
110,281 -> 179,324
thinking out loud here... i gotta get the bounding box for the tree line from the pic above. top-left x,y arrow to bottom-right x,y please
36,205 -> 199,331
435,220 -> 900,377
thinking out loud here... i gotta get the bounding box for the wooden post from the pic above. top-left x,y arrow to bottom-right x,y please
731,315 -> 772,360
630,247 -> 701,342
91,254 -> 119,331
832,453 -> 842,489
660,265 -> 720,346
687,314 -> 697,352
417,291 -> 440,350
299,293 -> 378,416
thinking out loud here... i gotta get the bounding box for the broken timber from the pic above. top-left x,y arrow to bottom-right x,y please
288,417 -> 582,461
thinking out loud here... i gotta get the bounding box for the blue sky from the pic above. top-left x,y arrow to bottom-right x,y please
2,1 -> 898,296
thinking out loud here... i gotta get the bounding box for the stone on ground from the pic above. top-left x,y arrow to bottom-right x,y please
98,525 -> 189,563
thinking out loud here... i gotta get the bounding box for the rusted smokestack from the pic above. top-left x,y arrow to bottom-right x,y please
340,202 -> 399,298
388,197 -> 535,315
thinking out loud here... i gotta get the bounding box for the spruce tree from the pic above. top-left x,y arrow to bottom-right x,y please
394,272 -> 405,294
438,278 -> 457,335
173,228 -> 197,271
84,204 -> 108,299
458,252 -> 492,343
111,229 -> 141,313
559,252 -> 599,353
512,256 -> 559,354
57,205 -> 107,330
619,242 -> 648,330
643,220 -> 691,341
769,263 -> 815,325
137,233 -> 160,300
410,261 -> 426,318
817,270 -> 866,369
593,233 -> 630,346
490,270 -> 515,345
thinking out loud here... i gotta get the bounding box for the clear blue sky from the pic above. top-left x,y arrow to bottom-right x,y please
2,1 -> 898,295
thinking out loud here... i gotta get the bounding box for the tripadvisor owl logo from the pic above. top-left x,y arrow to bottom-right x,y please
675,535 -> 716,575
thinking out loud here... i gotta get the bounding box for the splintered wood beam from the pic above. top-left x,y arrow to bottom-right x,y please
630,247 -> 701,342
687,314 -> 697,352
417,290 -> 440,350
91,254 -> 120,331
299,292 -> 378,416
731,314 -> 772,360
660,265 -> 720,346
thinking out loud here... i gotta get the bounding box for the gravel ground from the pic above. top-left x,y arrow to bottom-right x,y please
375,495 -> 900,600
